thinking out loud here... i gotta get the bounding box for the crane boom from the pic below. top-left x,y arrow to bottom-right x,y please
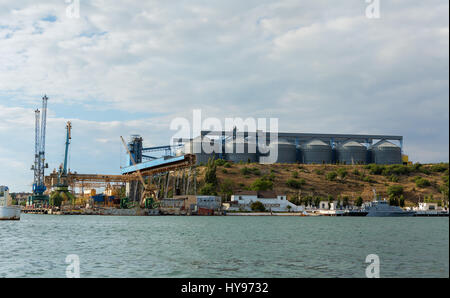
32,109 -> 40,192
32,95 -> 49,195
63,121 -> 72,175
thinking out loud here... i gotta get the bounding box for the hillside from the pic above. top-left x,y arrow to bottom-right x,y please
195,160 -> 449,207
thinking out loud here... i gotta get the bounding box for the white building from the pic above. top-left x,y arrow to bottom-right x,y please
228,191 -> 303,212
197,196 -> 222,210
416,202 -> 438,211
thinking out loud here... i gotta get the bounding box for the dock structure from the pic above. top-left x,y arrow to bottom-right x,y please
44,154 -> 197,203
120,154 -> 197,202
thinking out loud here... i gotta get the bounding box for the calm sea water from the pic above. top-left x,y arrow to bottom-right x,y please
0,214 -> 448,278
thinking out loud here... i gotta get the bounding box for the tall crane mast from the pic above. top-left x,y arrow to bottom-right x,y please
31,95 -> 49,195
62,121 -> 72,175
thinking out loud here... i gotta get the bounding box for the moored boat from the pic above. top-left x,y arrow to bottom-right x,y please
0,186 -> 21,220
363,189 -> 415,217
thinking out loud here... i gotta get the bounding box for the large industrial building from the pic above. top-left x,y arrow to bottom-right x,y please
123,130 -> 405,170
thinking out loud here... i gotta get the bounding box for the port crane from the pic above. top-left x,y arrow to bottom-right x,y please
28,95 -> 49,206
55,121 -> 72,188
120,136 -> 157,208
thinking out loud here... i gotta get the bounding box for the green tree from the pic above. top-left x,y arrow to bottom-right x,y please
251,178 -> 273,191
250,201 -> 266,212
204,157 -> 218,186
327,194 -> 334,204
355,196 -> 363,207
389,195 -> 399,206
200,183 -> 217,195
387,185 -> 404,197
314,196 -> 321,208
219,179 -> 234,202
343,196 -> 349,208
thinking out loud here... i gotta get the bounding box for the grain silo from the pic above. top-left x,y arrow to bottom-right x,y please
336,140 -> 368,165
225,138 -> 258,163
370,140 -> 402,165
267,139 -> 297,163
301,139 -> 332,164
184,136 -> 218,164
296,145 -> 302,163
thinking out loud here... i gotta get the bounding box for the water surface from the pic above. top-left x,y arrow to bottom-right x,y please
0,215 -> 448,278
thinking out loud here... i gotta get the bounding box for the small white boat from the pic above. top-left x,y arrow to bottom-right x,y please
0,186 -> 21,220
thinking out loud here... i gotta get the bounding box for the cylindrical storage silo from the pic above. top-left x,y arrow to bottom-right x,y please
296,145 -> 302,163
267,139 -> 297,163
336,140 -> 368,165
225,138 -> 258,163
301,139 -> 332,164
370,140 -> 402,165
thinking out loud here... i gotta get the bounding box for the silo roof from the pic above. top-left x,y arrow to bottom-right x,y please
341,140 -> 365,147
306,139 -> 329,146
372,140 -> 399,148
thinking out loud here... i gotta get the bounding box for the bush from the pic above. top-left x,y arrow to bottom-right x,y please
387,185 -> 404,197
388,175 -> 399,183
314,169 -> 324,175
250,201 -> 266,212
224,162 -> 232,168
326,171 -> 338,181
200,183 -> 217,195
214,159 -> 226,166
251,178 -> 273,191
251,168 -> 261,176
382,164 -> 411,176
337,168 -> 348,180
286,178 -> 306,189
292,171 -> 299,178
262,173 -> 276,182
353,169 -> 360,176
240,167 -> 251,175
365,164 -> 385,175
240,167 -> 260,176
430,163 -> 448,173
361,175 -> 375,183
415,177 -> 431,188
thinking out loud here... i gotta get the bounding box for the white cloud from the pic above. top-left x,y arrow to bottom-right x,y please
0,0 -> 448,191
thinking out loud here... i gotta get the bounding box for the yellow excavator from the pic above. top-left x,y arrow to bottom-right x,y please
120,136 -> 157,209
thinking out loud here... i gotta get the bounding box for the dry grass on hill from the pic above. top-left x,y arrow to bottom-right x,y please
195,162 -> 449,205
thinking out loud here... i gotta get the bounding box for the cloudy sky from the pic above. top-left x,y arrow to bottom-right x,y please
0,0 -> 448,192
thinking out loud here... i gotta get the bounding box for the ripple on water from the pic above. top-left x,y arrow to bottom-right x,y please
0,215 -> 448,277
